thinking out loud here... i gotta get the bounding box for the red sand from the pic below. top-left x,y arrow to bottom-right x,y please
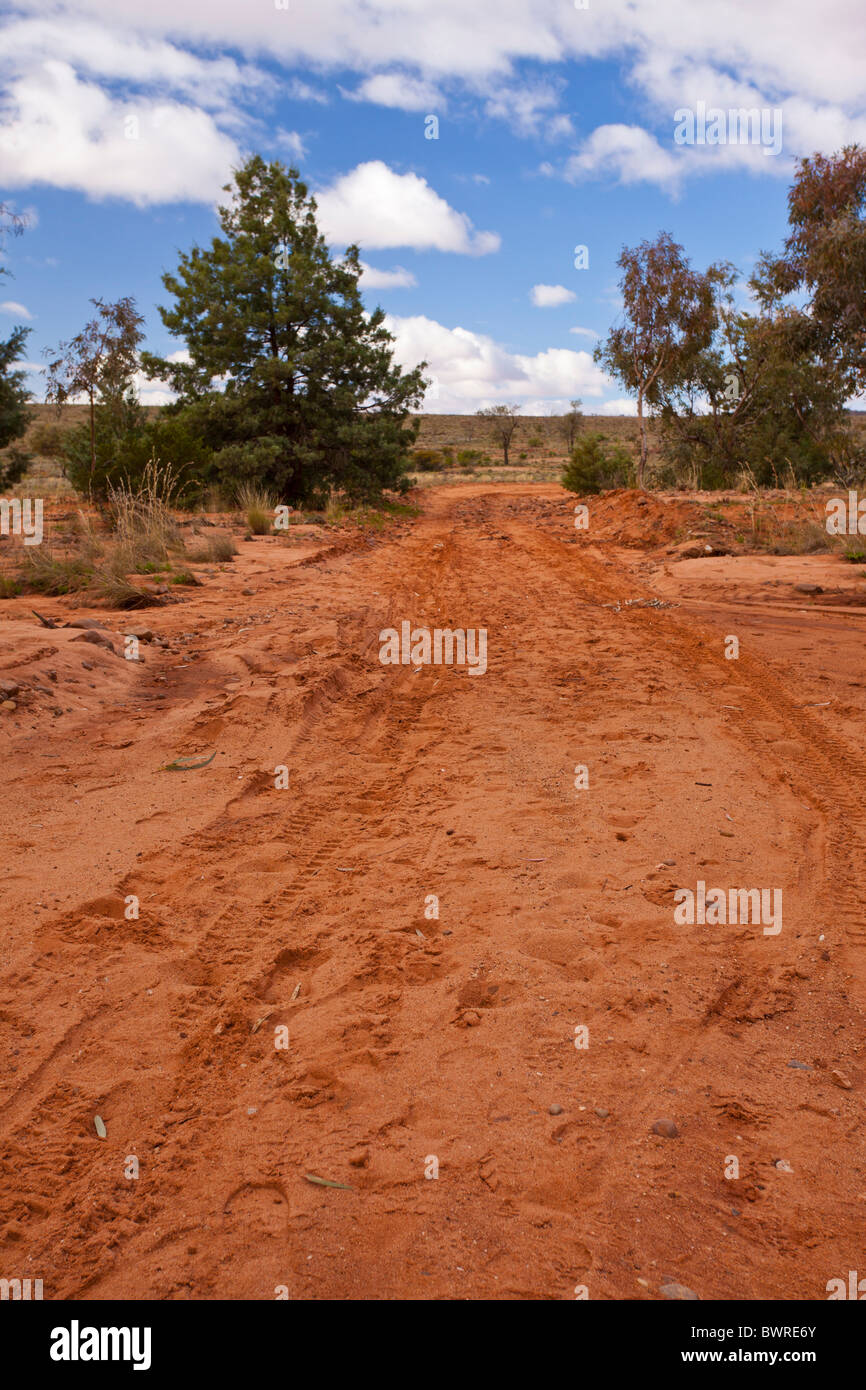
1,483 -> 864,1300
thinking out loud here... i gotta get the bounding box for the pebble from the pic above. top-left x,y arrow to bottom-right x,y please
242,588 -> 255,596
0,678 -> 20,697
831,1069 -> 853,1090
652,1118 -> 679,1139
788,1059 -> 812,1071
660,1281 -> 699,1301
774,1158 -> 794,1173
1,699 -> 16,711
594,1107 -> 609,1118
549,1104 -> 563,1116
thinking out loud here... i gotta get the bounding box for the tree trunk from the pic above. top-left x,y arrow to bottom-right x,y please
637,386 -> 647,488
503,436 -> 509,466
89,392 -> 96,478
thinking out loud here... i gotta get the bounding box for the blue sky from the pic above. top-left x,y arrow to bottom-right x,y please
1,0 -> 864,413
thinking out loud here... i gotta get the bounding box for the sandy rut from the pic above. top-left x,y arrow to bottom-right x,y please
1,484 -> 864,1300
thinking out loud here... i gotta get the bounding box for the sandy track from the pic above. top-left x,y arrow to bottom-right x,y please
1,484 -> 864,1300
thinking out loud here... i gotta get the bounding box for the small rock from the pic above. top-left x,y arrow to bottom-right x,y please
549,1104 -> 563,1116
124,625 -> 154,642
81,661 -> 94,671
660,1281 -> 699,1301
64,617 -> 107,630
242,588 -> 255,596
794,583 -> 823,594
774,1158 -> 794,1173
652,1118 -> 679,1139
831,1069 -> 853,1090
349,1148 -> 370,1168
461,1009 -> 481,1027
1,699 -> 16,711
788,1059 -> 812,1071
594,1107 -> 609,1118
0,678 -> 20,697
70,630 -> 116,652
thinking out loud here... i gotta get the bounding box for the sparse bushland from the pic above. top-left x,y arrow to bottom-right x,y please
595,146 -> 866,490
9,460 -> 196,607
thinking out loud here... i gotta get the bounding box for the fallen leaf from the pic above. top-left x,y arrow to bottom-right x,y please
162,751 -> 217,772
304,1173 -> 354,1191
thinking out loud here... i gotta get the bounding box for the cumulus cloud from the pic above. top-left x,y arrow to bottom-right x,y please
346,72 -> 443,112
358,262 -> 418,289
531,283 -> 576,307
0,60 -> 239,204
569,325 -> 598,339
315,161 -> 500,254
564,124 -> 681,190
0,299 -> 33,319
384,312 -> 611,412
2,1 -> 865,204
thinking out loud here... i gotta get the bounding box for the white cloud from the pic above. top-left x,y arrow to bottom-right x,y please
384,312 -> 611,412
482,79 -> 568,137
359,262 -> 417,289
316,161 -> 500,254
531,283 -> 576,307
600,398 -> 638,416
286,77 -> 328,104
569,325 -> 598,339
2,1 -> 865,206
347,73 -> 442,112
565,125 -> 681,190
0,60 -> 239,205
275,129 -> 306,160
0,299 -> 33,318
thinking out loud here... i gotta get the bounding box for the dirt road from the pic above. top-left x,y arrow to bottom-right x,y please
1,484 -> 864,1300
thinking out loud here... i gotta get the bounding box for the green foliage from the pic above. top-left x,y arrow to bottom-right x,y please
561,433 -> 635,494
411,448 -> 444,471
142,156 -> 426,506
43,297 -> 144,480
63,398 -> 213,502
0,324 -> 31,487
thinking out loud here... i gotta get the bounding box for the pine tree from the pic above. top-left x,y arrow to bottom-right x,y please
143,156 -> 427,506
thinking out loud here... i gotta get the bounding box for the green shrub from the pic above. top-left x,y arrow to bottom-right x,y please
411,448 -> 444,472
562,433 -> 635,494
236,483 -> 275,534
457,448 -> 482,466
